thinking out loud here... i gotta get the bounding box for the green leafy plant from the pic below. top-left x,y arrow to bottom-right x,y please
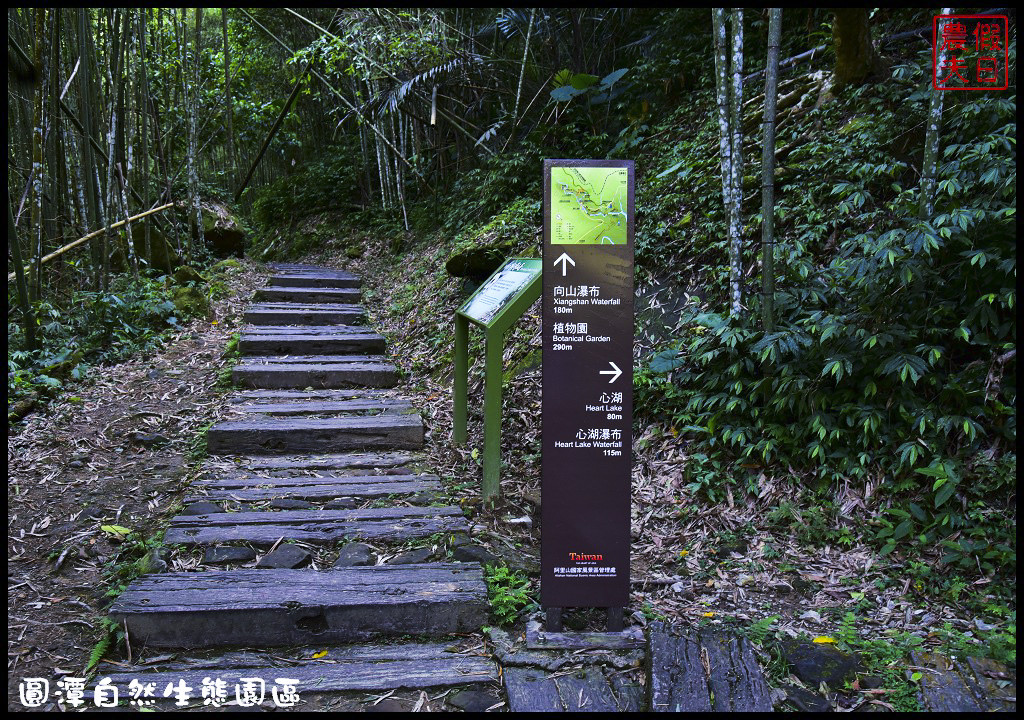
484,564 -> 536,626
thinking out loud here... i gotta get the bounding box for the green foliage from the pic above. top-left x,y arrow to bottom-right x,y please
639,46 -> 1016,573
8,274 -> 186,409
250,141 -> 361,228
86,617 -> 123,674
484,564 -> 536,626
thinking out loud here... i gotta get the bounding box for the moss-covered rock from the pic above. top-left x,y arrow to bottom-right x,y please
445,238 -> 517,280
196,203 -> 245,257
111,225 -> 179,273
210,257 -> 242,274
172,265 -> 204,285
171,286 -> 210,319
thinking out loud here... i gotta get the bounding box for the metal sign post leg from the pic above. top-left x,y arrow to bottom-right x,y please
482,329 -> 503,503
454,314 -> 468,445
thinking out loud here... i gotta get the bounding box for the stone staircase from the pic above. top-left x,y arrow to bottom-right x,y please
107,263 -> 496,697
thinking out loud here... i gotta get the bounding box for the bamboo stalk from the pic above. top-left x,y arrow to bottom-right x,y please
7,202 -> 174,282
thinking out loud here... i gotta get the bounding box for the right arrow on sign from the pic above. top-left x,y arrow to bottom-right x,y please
553,252 -> 576,276
599,361 -> 622,383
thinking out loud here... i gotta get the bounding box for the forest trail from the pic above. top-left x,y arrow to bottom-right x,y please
103,263 -> 498,698
95,263 -> 775,711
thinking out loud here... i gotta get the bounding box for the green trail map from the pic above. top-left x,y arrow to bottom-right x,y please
550,165 -> 629,245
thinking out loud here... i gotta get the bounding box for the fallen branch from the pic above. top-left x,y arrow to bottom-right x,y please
7,202 -> 175,283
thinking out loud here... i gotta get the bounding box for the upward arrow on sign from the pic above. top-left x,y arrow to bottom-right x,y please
553,252 -> 576,276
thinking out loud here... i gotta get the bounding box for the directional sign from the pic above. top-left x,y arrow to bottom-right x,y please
553,252 -> 576,276
542,159 -> 634,612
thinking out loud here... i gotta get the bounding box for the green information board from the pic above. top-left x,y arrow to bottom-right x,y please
458,258 -> 542,329
454,258 -> 542,502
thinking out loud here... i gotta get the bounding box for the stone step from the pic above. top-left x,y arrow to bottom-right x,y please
239,326 -> 386,355
244,303 -> 365,326
91,643 -> 497,699
163,506 -> 466,546
255,286 -> 362,303
185,472 -> 441,504
232,356 -> 399,389
201,451 -> 422,477
109,564 -> 487,648
207,414 -> 422,455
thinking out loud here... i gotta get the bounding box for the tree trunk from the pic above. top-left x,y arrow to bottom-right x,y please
832,9 -> 878,86
761,9 -> 782,332
222,8 -> 236,186
712,8 -> 733,299
9,189 -> 38,352
920,8 -> 953,219
31,8 -> 46,302
728,9 -> 744,318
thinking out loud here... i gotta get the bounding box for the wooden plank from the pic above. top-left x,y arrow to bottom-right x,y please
196,472 -> 436,490
239,332 -> 386,356
202,452 -> 420,474
238,354 -> 388,364
268,274 -> 361,288
241,325 -> 374,336
185,476 -> 440,503
553,668 -> 621,712
110,565 -> 488,647
911,651 -> 987,712
268,263 -> 358,277
230,389 -> 404,399
526,621 -> 645,650
701,629 -> 774,712
649,623 -> 772,713
207,415 -> 421,454
90,655 -> 495,697
244,303 -> 365,326
649,623 -> 712,712
965,657 -> 1015,712
228,399 -> 415,416
255,286 -> 362,303
232,360 -> 399,389
503,668 -> 565,713
164,506 -> 467,546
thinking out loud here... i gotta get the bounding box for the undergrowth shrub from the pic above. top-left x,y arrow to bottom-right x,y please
8,273 -> 192,405
640,45 -> 1016,571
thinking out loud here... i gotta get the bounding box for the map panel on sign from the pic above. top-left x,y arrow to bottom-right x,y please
550,166 -> 629,245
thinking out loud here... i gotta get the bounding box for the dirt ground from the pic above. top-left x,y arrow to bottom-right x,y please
7,263 -> 260,711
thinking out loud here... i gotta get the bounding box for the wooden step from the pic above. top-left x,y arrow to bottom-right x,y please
227,390 -> 414,417
268,274 -> 361,289
164,506 -> 466,546
232,356 -> 399,389
207,414 -> 422,454
185,473 -> 441,504
255,286 -> 362,303
244,303 -> 365,326
202,451 -> 421,477
648,622 -> 772,712
109,564 -> 488,647
505,666 -> 642,712
92,644 -> 497,698
239,326 -> 386,355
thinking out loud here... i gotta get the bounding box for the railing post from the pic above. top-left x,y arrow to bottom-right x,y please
482,328 -> 503,504
453,313 -> 469,445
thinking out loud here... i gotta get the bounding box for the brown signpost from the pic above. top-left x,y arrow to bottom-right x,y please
541,159 -> 634,631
